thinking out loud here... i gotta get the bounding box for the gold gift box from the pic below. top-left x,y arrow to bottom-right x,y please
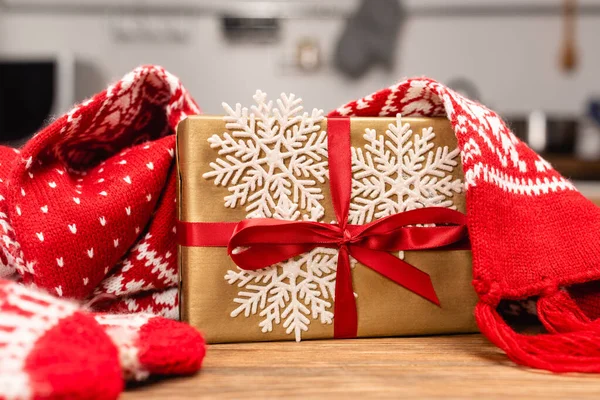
177,114 -> 478,344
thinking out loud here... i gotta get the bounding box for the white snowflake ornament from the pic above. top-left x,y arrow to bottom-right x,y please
203,90 -> 328,221
224,248 -> 338,341
350,115 -> 462,225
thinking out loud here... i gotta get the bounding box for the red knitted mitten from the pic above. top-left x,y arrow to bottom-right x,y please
0,279 -> 206,399
0,279 -> 123,400
94,313 -> 206,381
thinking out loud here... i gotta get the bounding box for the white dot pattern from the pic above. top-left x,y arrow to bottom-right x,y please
0,66 -> 197,318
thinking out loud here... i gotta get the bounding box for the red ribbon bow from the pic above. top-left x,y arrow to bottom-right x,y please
178,117 -> 469,338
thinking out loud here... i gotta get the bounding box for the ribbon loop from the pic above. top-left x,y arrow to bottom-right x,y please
227,206 -> 468,308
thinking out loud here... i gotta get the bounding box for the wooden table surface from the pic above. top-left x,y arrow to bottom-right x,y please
122,334 -> 600,399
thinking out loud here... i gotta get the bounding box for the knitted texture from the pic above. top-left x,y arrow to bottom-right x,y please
93,313 -> 206,380
0,278 -> 205,399
0,66 -> 198,317
329,78 -> 600,372
0,279 -> 123,400
2,66 -> 600,373
0,147 -> 24,283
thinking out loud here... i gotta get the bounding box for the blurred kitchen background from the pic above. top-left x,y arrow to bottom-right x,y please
2,0 -> 600,191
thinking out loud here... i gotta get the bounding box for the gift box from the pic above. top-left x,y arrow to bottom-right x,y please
177,92 -> 478,343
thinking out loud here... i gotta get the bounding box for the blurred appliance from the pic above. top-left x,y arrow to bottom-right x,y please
221,16 -> 280,43
507,112 -> 579,155
576,99 -> 600,161
0,53 -> 74,146
506,112 -> 600,181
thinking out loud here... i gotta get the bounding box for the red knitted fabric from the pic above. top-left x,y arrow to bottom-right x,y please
0,279 -> 123,400
0,278 -> 205,399
329,78 -> 600,372
0,66 -> 206,397
94,313 -> 206,380
0,66 -> 197,317
2,66 -> 600,374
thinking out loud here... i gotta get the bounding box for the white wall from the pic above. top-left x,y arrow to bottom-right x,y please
1,0 -> 600,115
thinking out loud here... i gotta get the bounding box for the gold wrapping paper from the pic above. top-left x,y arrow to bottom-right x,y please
177,115 -> 478,343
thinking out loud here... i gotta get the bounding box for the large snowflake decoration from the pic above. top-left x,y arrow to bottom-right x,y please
203,91 -> 338,341
349,115 -> 462,225
203,90 -> 327,221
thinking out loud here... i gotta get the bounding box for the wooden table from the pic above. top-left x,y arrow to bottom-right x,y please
122,334 -> 600,399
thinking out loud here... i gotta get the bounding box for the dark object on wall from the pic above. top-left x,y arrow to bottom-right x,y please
589,99 -> 600,127
560,0 -> 578,73
334,0 -> 404,79
0,62 -> 55,145
0,55 -> 74,147
221,16 -> 280,43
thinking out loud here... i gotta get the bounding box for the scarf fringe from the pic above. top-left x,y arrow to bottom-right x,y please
476,293 -> 600,373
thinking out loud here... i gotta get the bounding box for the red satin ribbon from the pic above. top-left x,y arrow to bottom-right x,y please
178,117 -> 470,338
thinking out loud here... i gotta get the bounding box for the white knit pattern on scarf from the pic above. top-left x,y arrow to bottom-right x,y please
0,284 -> 78,400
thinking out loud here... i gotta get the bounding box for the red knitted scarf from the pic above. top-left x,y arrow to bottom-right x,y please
1,66 -> 599,373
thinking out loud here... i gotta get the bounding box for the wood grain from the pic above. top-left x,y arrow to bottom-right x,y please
122,334 -> 600,399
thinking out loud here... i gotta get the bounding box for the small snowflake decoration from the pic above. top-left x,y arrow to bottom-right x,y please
204,91 -> 338,341
349,114 -> 462,225
203,90 -> 328,221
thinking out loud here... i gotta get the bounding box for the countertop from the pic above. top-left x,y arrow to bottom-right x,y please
122,334 -> 600,399
122,185 -> 600,399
